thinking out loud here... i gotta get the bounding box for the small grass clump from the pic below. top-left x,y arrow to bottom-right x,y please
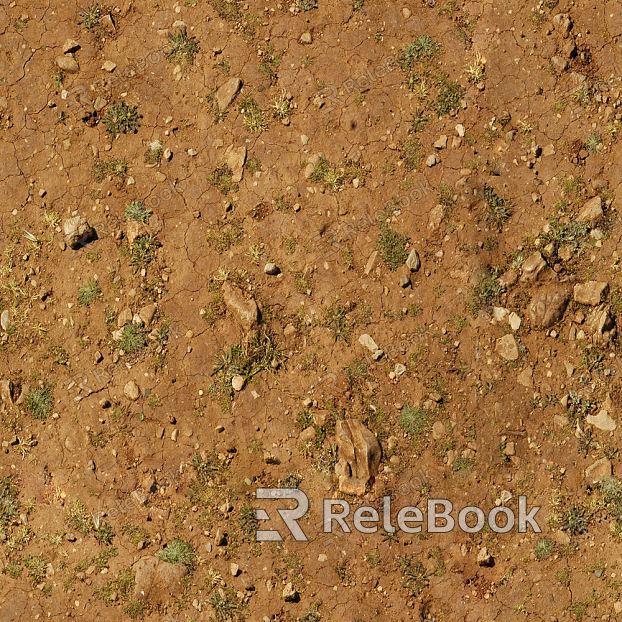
470,269 -> 505,315
124,200 -> 152,223
408,109 -> 429,133
156,540 -> 194,568
144,139 -> 163,165
166,28 -> 198,65
541,220 -> 589,253
586,131 -> 602,154
534,537 -> 555,560
92,157 -> 128,182
208,0 -> 242,21
118,323 -> 147,353
24,385 -> 55,420
239,96 -> 268,133
344,358 -> 369,388
206,220 -> 244,253
210,586 -> 245,621
400,34 -> 442,68
258,44 -> 284,83
239,504 -> 259,539
325,299 -> 352,344
275,195 -> 293,212
271,92 -> 292,119
208,164 -> 239,195
23,555 -> 47,585
436,77 -> 465,115
129,234 -> 159,271
120,523 -> 150,547
78,4 -> 102,31
102,102 -> 139,138
561,504 -> 589,536
401,139 -> 423,171
399,556 -> 428,596
308,156 -> 344,191
398,405 -> 432,437
483,183 -> 512,227
0,477 -> 20,527
78,280 -> 100,306
245,155 -> 262,174
376,222 -> 408,270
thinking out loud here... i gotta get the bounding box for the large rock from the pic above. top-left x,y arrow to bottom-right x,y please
496,334 -> 519,361
586,304 -> 616,346
520,251 -> 551,283
405,248 -> 421,272
528,287 -> 571,328
577,196 -> 603,225
222,282 -> 260,331
586,410 -> 616,431
133,556 -> 188,604
215,77 -> 242,111
335,419 -> 381,495
64,216 -> 93,249
574,281 -> 609,306
225,145 -> 246,183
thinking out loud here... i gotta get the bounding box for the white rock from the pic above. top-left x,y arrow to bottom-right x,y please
231,375 -> 245,391
586,409 -> 616,431
508,312 -> 521,330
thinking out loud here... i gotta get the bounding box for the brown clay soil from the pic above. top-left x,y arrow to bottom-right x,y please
3,0 -> 622,620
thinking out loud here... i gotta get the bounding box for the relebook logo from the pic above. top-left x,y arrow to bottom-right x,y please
254,489 -> 541,542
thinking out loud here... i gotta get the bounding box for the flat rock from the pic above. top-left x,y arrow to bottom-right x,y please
335,419 -> 382,496
517,366 -> 533,388
585,458 -> 612,486
577,196 -> 603,225
216,77 -> 242,111
222,282 -> 260,331
62,39 -> 80,54
225,144 -> 246,183
528,286 -> 571,328
586,409 -> 616,431
134,556 -> 188,604
56,55 -> 79,73
124,381 -> 140,401
496,334 -> 519,361
586,304 -> 616,345
573,281 -> 609,306
138,303 -> 157,327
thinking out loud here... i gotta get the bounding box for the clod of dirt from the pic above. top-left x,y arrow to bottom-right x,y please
335,419 -> 382,496
577,196 -> 603,225
133,557 -> 188,604
585,457 -> 612,486
55,55 -> 79,73
216,77 -> 242,111
64,216 -> 93,249
222,282 -> 260,331
573,281 -> 609,306
476,547 -> 494,567
528,286 -> 571,328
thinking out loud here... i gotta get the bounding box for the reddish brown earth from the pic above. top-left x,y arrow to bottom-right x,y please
2,0 -> 622,620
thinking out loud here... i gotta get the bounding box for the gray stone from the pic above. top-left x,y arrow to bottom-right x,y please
573,281 -> 609,306
528,287 -> 571,328
406,248 -> 421,272
299,32 -> 312,44
586,304 -> 616,346
64,216 -> 93,249
216,78 -> 242,111
585,458 -> 612,486
0,310 -> 9,331
124,381 -> 140,401
225,144 -> 246,183
138,303 -> 157,327
264,262 -> 280,275
520,251 -> 549,283
282,582 -> 298,602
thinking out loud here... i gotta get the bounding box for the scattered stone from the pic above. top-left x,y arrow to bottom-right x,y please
222,282 -> 260,331
56,55 -> 79,74
508,312 -> 521,331
117,308 -> 132,327
358,334 -> 383,360
432,421 -> 445,440
426,154 -> 438,167
402,7 -> 411,18
405,248 -> 421,272
585,457 -> 612,486
476,547 -> 494,567
365,250 -> 379,275
528,287 -> 571,328
216,77 -> 242,111
299,426 -> 316,443
335,419 -> 381,496
264,262 -> 280,275
299,32 -> 312,44
231,375 -> 245,392
577,196 -> 603,225
230,563 -> 240,577
433,135 -> 448,149
573,281 -> 609,306
282,582 -> 298,602
64,216 -> 93,249
62,39 -> 80,54
498,269 -> 519,288
102,60 -> 117,72
0,310 -> 9,332
94,96 -> 108,112
225,144 -> 246,183
520,252 -> 549,283
551,56 -> 568,72
214,530 -> 226,546
586,304 -> 616,346
496,334 -> 519,361
558,246 -> 573,261
124,381 -> 140,401
552,13 -> 573,37
543,144 -> 555,156
586,409 -> 616,431
399,273 -> 410,288
563,41 -> 577,58
517,366 -> 534,388
492,307 -> 509,323
138,303 -> 157,327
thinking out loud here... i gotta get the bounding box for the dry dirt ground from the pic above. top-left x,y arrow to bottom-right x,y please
4,0 -> 622,620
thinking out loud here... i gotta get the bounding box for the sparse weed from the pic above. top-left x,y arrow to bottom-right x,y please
118,322 -> 146,353
208,164 -> 239,195
401,139 -> 423,171
239,96 -> 267,133
166,28 -> 198,65
144,139 -> 163,164
102,102 -> 139,138
207,220 -> 244,253
78,280 -> 100,306
309,156 -> 344,191
376,222 -> 408,270
124,200 -> 152,223
24,384 -> 55,419
129,234 -> 159,270
156,540 -> 194,568
535,537 -> 555,560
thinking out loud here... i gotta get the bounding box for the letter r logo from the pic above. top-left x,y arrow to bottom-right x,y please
255,488 -> 309,542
